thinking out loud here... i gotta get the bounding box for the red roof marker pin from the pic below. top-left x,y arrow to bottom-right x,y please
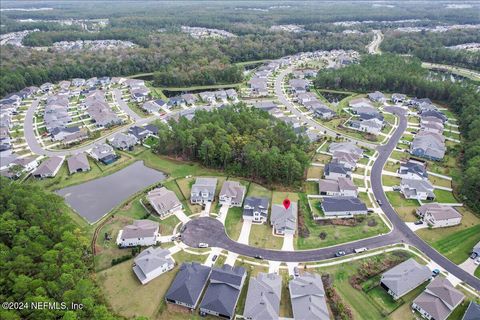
283,198 -> 291,210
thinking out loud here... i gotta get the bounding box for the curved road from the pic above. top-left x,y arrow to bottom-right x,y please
181,106 -> 480,291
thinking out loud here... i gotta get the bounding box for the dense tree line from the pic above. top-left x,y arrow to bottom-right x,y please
381,30 -> 480,70
0,180 -> 118,320
151,105 -> 310,186
315,54 -> 480,212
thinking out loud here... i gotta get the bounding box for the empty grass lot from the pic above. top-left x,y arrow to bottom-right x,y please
384,161 -> 400,173
306,165 -> 323,179
433,189 -> 458,203
382,175 -> 400,187
385,192 -> 419,222
246,182 -> 272,199
225,207 -> 243,240
428,176 -> 451,188
304,181 -> 319,194
249,223 -> 283,250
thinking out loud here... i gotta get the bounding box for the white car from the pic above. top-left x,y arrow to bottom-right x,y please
475,257 -> 480,265
198,242 -> 209,248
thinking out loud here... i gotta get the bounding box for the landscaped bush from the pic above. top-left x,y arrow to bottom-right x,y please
349,255 -> 408,290
322,274 -> 354,320
111,255 -> 132,266
319,232 -> 327,240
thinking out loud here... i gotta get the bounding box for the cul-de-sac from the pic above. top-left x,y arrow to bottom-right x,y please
1,1 -> 480,320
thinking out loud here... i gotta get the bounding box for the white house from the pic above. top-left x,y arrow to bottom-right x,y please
416,203 -> 462,228
133,247 -> 175,284
116,220 -> 160,247
219,181 -> 246,207
400,178 -> 435,201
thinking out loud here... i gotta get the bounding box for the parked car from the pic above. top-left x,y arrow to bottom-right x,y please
432,269 -> 440,277
294,266 -> 300,277
212,255 -> 218,262
475,258 -> 480,265
198,242 -> 209,248
354,247 -> 368,253
377,199 -> 383,206
471,252 -> 478,259
254,255 -> 263,260
335,250 -> 346,257
414,220 -> 424,225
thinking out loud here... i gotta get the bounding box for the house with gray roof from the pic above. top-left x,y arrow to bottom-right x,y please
313,106 -> 336,120
199,264 -> 246,320
411,131 -> 446,161
253,101 -> 278,111
88,143 -> 117,165
165,262 -> 211,310
380,258 -> 431,300
289,78 -> 309,94
191,177 -> 217,204
244,273 -> 281,320
412,277 -> 464,320
147,187 -> 182,218
368,91 -> 386,103
392,93 -> 407,103
116,220 -> 159,248
109,132 -> 138,151
416,203 -> 462,228
225,89 -> 238,100
420,109 -> 447,123
324,161 -> 352,180
12,156 -> 38,172
248,78 -> 269,96
349,97 -> 374,109
199,91 -> 217,103
67,153 -> 90,175
243,197 -> 269,223
462,301 -> 480,320
270,202 -> 297,235
349,118 -> 383,135
289,272 -> 330,320
181,93 -> 198,105
219,181 -> 246,207
318,177 -> 358,197
400,178 -> 435,201
321,197 -> 368,217
133,247 -> 174,285
142,100 -> 163,114
398,160 -> 428,180
472,241 -> 480,258
32,156 -> 64,179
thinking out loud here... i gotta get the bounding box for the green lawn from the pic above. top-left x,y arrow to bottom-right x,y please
272,191 -> 299,205
428,224 -> 480,264
249,223 -> 283,250
366,286 -> 403,314
306,165 -> 323,179
246,182 -> 272,199
304,181 -> 319,194
382,175 -> 401,187
433,189 -> 458,203
385,192 -> 419,222
225,207 -> 243,240
358,192 -> 373,208
475,266 -> 480,279
384,161 -> 400,173
428,176 -> 451,188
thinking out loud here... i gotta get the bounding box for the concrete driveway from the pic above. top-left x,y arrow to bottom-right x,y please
174,209 -> 190,224
459,258 -> 479,275
238,219 -> 252,245
216,204 -> 230,224
200,202 -> 212,217
204,247 -> 222,267
281,233 -> 294,251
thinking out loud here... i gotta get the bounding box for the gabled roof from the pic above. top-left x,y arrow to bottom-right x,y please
121,220 -> 158,239
324,161 -> 351,176
165,262 -> 211,306
289,273 -> 329,320
322,197 -> 367,213
32,156 -> 64,176
147,187 -> 181,213
399,160 -> 428,178
220,181 -> 246,203
270,202 -> 297,233
417,203 -> 461,221
244,273 -> 282,320
67,153 -> 90,174
133,247 -> 173,282
462,301 -> 480,320
381,258 -> 431,297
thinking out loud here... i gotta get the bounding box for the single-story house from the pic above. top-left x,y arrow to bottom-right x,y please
416,203 -> 462,228
400,178 -> 435,201
324,161 -> 351,180
147,187 -> 182,218
133,247 -> 174,285
243,273 -> 282,320
109,132 -> 138,151
131,87 -> 150,102
318,177 -> 358,197
199,264 -> 247,320
128,125 -> 155,142
116,219 -> 160,248
89,143 -> 118,165
289,273 -> 330,320
412,277 -> 464,320
243,197 -> 269,223
368,91 -> 386,103
410,131 -> 446,161
349,118 -> 383,135
191,177 -> 217,204
380,258 -> 431,300
313,106 -> 336,120
219,181 -> 246,207
32,156 -> 64,179
392,93 -> 407,103
398,160 -> 428,180
270,202 -> 298,235
165,262 -> 211,310
321,197 -> 368,217
462,301 -> 480,320
225,89 -> 238,100
12,156 -> 38,172
199,92 -> 217,103
67,153 -> 90,175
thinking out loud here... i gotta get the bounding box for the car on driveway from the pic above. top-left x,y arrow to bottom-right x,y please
414,220 -> 424,225
432,269 -> 440,277
335,250 -> 346,257
212,255 -> 218,262
475,258 -> 480,265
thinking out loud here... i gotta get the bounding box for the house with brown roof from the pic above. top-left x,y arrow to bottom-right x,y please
32,156 -> 64,179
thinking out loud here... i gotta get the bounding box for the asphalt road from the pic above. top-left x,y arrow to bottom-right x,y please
113,88 -> 142,121
181,106 -> 480,291
274,67 -> 378,150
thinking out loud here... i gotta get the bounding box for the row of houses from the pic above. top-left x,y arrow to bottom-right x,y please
380,258 -> 466,320
295,92 -> 337,120
164,263 -> 330,320
317,142 -> 369,217
348,97 -> 385,135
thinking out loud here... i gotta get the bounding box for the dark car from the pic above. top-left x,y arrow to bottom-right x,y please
414,220 -> 424,225
254,255 -> 263,260
212,255 -> 218,262
376,199 -> 383,206
335,250 -> 346,257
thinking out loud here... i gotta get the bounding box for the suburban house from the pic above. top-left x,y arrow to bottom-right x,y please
32,156 -> 64,179
296,92 -> 317,105
133,247 -> 174,285
472,241 -> 480,259
400,178 -> 435,201
289,273 -> 330,320
410,131 -> 446,161
190,177 -> 218,204
392,93 -> 407,103
380,258 -> 431,300
329,142 -> 363,168
219,181 -> 246,207
416,203 -> 462,228
199,264 -> 247,320
128,125 -> 155,142
72,78 -> 86,87
243,197 -> 269,223
313,106 -> 336,120
181,93 -> 198,105
109,132 -> 138,150
412,277 -> 464,320
243,273 -> 282,320
368,91 -> 386,103
142,100 -> 164,114
420,109 -> 448,123
349,97 -> 374,109
89,143 -> 117,165
131,87 -> 150,102
289,78 -> 309,94
116,220 -> 160,247
324,161 -> 352,180
318,177 -> 358,197
199,91 -> 217,103
214,90 -> 228,102
349,118 -> 383,135
462,302 -> 480,320
225,89 -> 238,101
398,160 -> 428,180
351,105 -> 382,121
67,153 -> 90,175
270,202 -> 298,235
248,78 -> 268,96
321,197 -> 368,217
421,121 -> 444,134
147,187 -> 182,218
253,101 -> 278,111
12,156 -> 38,172
165,262 -> 211,310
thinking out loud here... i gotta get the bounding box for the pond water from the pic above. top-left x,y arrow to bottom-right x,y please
56,161 -> 166,224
